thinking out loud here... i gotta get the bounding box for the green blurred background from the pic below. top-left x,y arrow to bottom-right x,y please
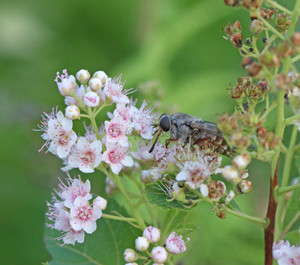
0,0 -> 296,264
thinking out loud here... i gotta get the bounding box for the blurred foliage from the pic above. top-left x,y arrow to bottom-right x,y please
0,0 -> 296,264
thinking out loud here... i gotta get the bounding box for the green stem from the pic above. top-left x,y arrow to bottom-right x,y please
260,100 -> 277,121
99,167 -> 146,230
279,212 -> 300,239
274,125 -> 298,240
94,103 -> 111,117
265,0 -> 292,15
287,0 -> 300,39
102,213 -> 136,222
278,181 -> 300,194
262,34 -> 277,54
256,13 -> 285,40
291,54 -> 300,63
285,113 -> 300,125
224,206 -> 269,227
252,36 -> 260,56
87,107 -> 101,140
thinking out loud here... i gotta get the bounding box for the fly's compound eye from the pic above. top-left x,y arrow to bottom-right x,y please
159,113 -> 171,132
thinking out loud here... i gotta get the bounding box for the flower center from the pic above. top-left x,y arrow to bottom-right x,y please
77,206 -> 92,221
108,125 -> 121,138
57,131 -> 70,145
81,151 -> 96,164
108,150 -> 124,164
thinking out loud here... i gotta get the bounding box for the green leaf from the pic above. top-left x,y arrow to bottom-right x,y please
45,199 -> 140,265
228,199 -> 242,212
284,229 -> 300,245
283,188 -> 300,234
145,182 -> 196,210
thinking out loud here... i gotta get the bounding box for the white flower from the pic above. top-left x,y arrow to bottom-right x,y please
65,105 -> 80,120
92,70 -> 108,84
38,110 -> 77,158
123,249 -> 138,262
151,246 -> 168,263
70,197 -> 102,234
200,184 -> 209,197
60,229 -> 85,245
135,236 -> 150,252
141,168 -> 162,183
238,179 -> 252,193
225,190 -> 235,204
221,165 -> 239,183
68,137 -> 103,173
273,240 -> 300,265
83,91 -> 100,107
143,226 -> 160,243
103,143 -> 133,174
232,154 -> 251,169
165,232 -> 189,254
93,196 -> 107,211
89,77 -> 103,91
176,153 -> 220,190
55,70 -> 77,96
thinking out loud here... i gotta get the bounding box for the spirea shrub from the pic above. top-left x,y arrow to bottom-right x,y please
36,1 -> 300,264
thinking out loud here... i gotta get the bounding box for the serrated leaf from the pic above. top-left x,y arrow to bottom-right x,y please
283,188 -> 300,233
145,182 -> 197,210
45,199 -> 140,265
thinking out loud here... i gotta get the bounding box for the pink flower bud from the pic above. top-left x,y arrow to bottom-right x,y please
83,91 -> 100,107
135,236 -> 150,252
89,78 -> 103,91
93,196 -> 107,211
143,226 -> 160,243
165,232 -> 188,254
65,105 -> 80,120
123,248 -> 138,262
151,246 -> 168,263
76,69 -> 90,84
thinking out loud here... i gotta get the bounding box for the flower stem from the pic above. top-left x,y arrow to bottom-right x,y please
102,213 -> 136,222
94,103 -> 111,117
277,182 -> 300,194
256,13 -> 285,40
265,0 -> 292,15
285,113 -> 300,125
87,107 -> 101,140
291,54 -> 300,63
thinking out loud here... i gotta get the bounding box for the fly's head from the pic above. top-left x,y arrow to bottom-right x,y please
149,113 -> 172,153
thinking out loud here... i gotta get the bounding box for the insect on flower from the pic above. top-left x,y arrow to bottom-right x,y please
149,113 -> 232,155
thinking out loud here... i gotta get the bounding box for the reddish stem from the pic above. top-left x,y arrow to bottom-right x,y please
264,159 -> 279,265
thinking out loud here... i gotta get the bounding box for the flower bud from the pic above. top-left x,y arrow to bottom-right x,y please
230,33 -> 243,48
165,232 -> 188,254
76,69 -> 90,85
89,78 -> 103,91
291,32 -> 300,46
60,76 -> 76,96
250,19 -> 263,35
151,246 -> 168,263
232,154 -> 251,169
65,105 -> 80,120
143,226 -> 160,243
93,71 -> 108,84
93,196 -> 107,211
83,91 -> 100,107
238,180 -> 252,193
200,183 -> 209,197
135,236 -> 150,252
225,190 -> 235,204
221,165 -> 239,183
123,249 -> 138,262
125,263 -> 138,265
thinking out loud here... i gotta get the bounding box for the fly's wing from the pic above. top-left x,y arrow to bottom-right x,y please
190,121 -> 224,138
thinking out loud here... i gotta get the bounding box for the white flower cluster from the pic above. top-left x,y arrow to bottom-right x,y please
47,175 -> 107,245
123,226 -> 189,265
37,69 -> 158,175
273,240 -> 300,265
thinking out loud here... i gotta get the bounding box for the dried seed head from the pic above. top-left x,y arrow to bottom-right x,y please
208,180 -> 227,200
216,210 -> 226,219
250,19 -> 264,35
275,73 -> 292,91
224,0 -> 240,7
241,0 -> 261,9
230,33 -> 243,48
276,13 -> 291,32
260,51 -> 280,68
241,57 -> 262,77
260,8 -> 275,20
291,32 -> 300,46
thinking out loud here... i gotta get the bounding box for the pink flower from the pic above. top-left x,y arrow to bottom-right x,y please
133,101 -> 158,140
151,246 -> 168,263
131,140 -> 154,161
176,152 -> 221,189
143,226 -> 160,243
165,232 -> 189,254
113,103 -> 138,127
37,110 -> 77,158
103,76 -> 131,104
103,143 -> 133,174
68,137 -> 103,173
70,197 -> 102,234
105,117 -> 129,146
273,240 -> 300,265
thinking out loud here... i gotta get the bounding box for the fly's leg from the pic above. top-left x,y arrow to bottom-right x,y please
183,129 -> 199,148
165,138 -> 178,148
